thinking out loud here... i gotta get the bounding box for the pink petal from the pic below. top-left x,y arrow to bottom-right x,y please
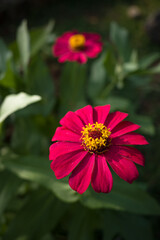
55,32 -> 76,45
84,42 -> 102,58
60,111 -> 84,134
105,149 -> 139,183
60,31 -> 76,40
67,52 -> 80,61
108,145 -> 145,166
52,126 -> 81,143
91,154 -> 113,193
77,53 -> 87,64
69,154 -> 95,194
85,46 -> 102,58
75,105 -> 93,125
83,33 -> 101,41
105,111 -> 128,131
112,132 -> 149,145
111,121 -> 140,138
58,53 -> 71,63
59,51 -> 87,64
49,142 -> 83,161
53,44 -> 69,57
51,149 -> 88,179
93,105 -> 110,124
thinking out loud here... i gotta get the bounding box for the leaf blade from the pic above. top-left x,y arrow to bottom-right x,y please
0,92 -> 41,123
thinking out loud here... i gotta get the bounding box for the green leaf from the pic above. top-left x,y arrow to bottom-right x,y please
88,54 -> 107,99
0,170 -> 21,216
26,56 -> 55,116
95,96 -> 130,112
139,52 -> 160,69
0,92 -> 41,123
68,207 -> 94,240
16,20 -> 30,71
11,117 -> 49,155
128,75 -> 151,87
0,58 -> 16,89
80,176 -> 160,215
123,62 -> 139,73
102,211 -> 153,240
2,155 -> 79,203
129,114 -> 155,136
147,64 -> 160,74
59,62 -> 87,115
104,48 -> 116,77
108,96 -> 130,111
3,189 -> 68,240
9,41 -> 19,64
30,20 -> 55,56
0,38 -> 12,80
110,22 -> 131,62
130,49 -> 138,64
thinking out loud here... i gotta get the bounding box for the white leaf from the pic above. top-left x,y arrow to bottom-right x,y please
0,92 -> 41,123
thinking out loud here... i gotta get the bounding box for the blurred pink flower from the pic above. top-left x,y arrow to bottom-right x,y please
49,105 -> 148,194
53,31 -> 102,64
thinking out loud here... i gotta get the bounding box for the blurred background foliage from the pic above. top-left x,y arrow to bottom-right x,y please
0,0 -> 160,239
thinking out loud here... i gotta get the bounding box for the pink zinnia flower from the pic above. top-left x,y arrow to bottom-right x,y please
53,31 -> 102,64
49,105 -> 148,194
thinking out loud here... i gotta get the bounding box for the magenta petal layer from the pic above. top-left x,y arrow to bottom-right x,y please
91,154 -> 113,193
60,111 -> 84,134
93,105 -> 110,124
49,142 -> 83,161
83,33 -> 101,41
75,105 -> 93,125
109,145 -> 145,166
69,154 -> 95,194
52,126 -> 81,143
112,132 -> 149,145
105,111 -> 128,130
58,53 -> 71,63
51,149 -> 87,179
106,150 -> 139,183
111,121 -> 140,138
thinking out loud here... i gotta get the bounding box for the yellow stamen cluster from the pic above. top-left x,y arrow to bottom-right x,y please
69,34 -> 86,50
81,122 -> 111,153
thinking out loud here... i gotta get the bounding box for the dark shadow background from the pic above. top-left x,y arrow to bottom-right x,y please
1,0 -> 160,55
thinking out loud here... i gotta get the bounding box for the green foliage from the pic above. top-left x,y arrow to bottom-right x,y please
0,92 -> 41,123
0,39 -> 15,89
3,189 -> 68,240
88,54 -> 107,99
68,207 -> 95,240
26,56 -> 55,115
0,39 -> 11,79
81,177 -> 160,215
59,62 -> 87,115
0,170 -> 21,217
0,20 -> 160,240
102,211 -> 154,240
110,22 -> 131,62
30,20 -> 55,57
16,20 -> 30,72
2,155 -> 79,203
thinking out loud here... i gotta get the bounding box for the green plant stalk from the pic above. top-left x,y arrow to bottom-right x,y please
0,123 -> 3,147
100,76 -> 117,99
60,62 -> 86,114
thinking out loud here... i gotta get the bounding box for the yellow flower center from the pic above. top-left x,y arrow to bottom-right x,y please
69,34 -> 86,50
81,122 -> 111,154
